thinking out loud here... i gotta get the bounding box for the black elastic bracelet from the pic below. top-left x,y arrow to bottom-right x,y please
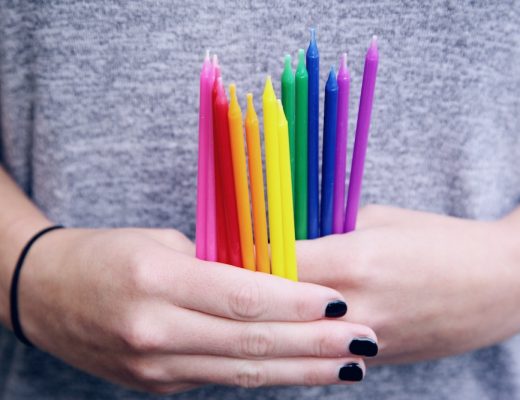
10,225 -> 64,347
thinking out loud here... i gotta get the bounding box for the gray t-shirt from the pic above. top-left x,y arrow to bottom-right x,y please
1,1 -> 520,399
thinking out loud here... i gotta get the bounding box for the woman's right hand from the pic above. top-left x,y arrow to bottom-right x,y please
16,227 -> 377,394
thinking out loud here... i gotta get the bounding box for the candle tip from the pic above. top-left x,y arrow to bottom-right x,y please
212,54 -> 219,67
370,35 -> 378,47
205,49 -> 210,61
310,28 -> 316,42
229,83 -> 236,98
263,76 -> 276,100
284,54 -> 292,68
298,48 -> 305,63
341,52 -> 347,67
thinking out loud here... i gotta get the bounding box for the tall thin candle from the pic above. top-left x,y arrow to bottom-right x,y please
277,100 -> 298,281
320,67 -> 338,236
295,49 -> 308,240
245,93 -> 270,274
344,36 -> 379,233
206,54 -> 218,261
228,84 -> 255,271
213,76 -> 230,264
263,77 -> 285,277
281,54 -> 296,198
306,28 -> 320,239
214,82 -> 243,266
333,53 -> 350,233
196,51 -> 211,260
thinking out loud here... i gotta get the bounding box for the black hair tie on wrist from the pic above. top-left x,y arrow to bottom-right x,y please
10,225 -> 64,347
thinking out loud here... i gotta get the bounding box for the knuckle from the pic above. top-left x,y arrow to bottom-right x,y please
124,357 -> 164,386
234,362 -> 267,388
120,317 -> 164,353
295,295 -> 313,320
126,251 -> 157,295
315,331 -> 333,357
239,325 -> 275,358
302,367 -> 323,386
228,280 -> 265,320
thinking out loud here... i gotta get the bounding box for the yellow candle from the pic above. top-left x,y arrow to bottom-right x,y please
228,84 -> 255,271
245,93 -> 270,274
262,77 -> 285,277
277,100 -> 298,281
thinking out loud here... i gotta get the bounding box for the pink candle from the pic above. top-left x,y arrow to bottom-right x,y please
205,55 -> 218,261
195,51 -> 212,260
344,36 -> 379,233
332,53 -> 350,233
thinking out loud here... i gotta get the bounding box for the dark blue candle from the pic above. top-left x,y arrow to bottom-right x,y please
320,67 -> 338,236
306,28 -> 320,239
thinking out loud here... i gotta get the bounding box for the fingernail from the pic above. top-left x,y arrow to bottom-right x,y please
325,300 -> 347,318
349,338 -> 379,357
338,363 -> 364,382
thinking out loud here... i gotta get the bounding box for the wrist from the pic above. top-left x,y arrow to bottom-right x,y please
0,215 -> 52,329
493,211 -> 520,334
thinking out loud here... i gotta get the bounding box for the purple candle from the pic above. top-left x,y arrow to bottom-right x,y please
333,53 -> 350,234
344,36 -> 379,233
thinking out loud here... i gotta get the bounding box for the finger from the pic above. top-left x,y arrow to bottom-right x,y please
159,252 -> 348,322
130,304 -> 378,359
135,355 -> 366,390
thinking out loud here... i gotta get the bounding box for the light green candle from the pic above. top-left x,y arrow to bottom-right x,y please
281,54 -> 296,200
295,49 -> 308,240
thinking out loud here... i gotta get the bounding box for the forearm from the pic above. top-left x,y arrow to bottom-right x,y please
0,166 -> 50,328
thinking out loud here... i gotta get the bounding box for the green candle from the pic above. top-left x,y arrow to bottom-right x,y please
295,48 -> 308,240
281,54 -> 296,201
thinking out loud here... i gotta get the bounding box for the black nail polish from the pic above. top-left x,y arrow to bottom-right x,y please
349,338 -> 379,357
325,300 -> 347,318
339,363 -> 363,382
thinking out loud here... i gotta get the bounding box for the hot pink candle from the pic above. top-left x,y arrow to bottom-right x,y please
195,51 -> 213,259
332,53 -> 350,233
205,54 -> 218,261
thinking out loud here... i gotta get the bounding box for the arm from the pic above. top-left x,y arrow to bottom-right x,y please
298,204 -> 520,365
0,166 -> 51,327
0,165 -> 377,393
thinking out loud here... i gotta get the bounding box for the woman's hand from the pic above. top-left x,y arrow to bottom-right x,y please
298,205 -> 520,366
17,227 -> 377,394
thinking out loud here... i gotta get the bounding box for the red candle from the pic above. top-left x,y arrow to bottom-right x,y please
214,79 -> 243,267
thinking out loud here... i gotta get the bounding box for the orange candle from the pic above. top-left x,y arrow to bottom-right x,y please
245,93 -> 270,273
228,84 -> 255,270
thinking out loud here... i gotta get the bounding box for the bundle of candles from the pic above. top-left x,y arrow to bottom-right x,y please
196,30 -> 379,281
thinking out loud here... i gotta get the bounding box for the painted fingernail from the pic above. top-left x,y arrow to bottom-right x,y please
325,300 -> 347,318
339,363 -> 364,382
349,338 -> 379,357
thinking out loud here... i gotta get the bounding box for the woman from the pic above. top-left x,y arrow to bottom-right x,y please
1,1 -> 519,399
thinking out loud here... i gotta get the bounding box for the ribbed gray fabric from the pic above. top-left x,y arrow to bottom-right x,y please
1,1 -> 520,399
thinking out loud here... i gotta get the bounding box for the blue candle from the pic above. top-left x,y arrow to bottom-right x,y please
306,28 -> 319,239
320,67 -> 338,236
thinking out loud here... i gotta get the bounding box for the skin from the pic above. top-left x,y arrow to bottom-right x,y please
0,167 -> 373,394
1,165 -> 520,393
298,205 -> 520,365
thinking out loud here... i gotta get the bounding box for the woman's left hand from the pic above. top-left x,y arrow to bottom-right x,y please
297,205 -> 520,365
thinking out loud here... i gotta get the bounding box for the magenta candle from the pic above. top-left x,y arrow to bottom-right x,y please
205,54 -> 218,261
344,36 -> 379,233
196,50 -> 213,259
332,53 -> 350,234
